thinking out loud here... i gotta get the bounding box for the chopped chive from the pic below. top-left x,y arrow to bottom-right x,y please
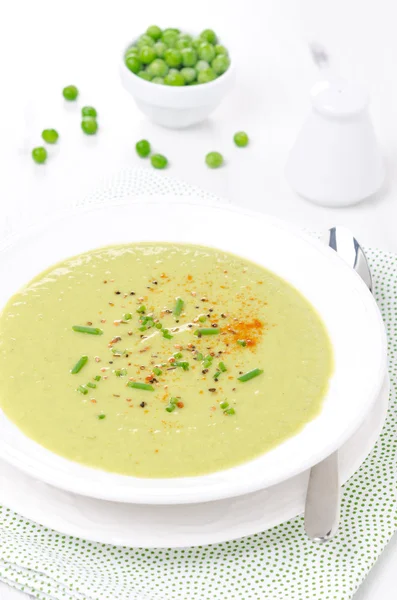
196,352 -> 204,361
115,368 -> 127,377
204,354 -> 213,362
124,313 -> 132,321
220,401 -> 229,409
111,348 -> 122,355
127,381 -> 155,391
237,339 -> 247,347
202,354 -> 214,369
175,361 -> 189,371
70,355 -> 88,374
94,375 -> 101,381
97,414 -> 106,420
77,385 -> 88,395
155,322 -> 163,329
162,329 -> 173,340
166,404 -> 176,412
213,370 -> 221,380
224,407 -> 235,415
170,397 -> 179,404
137,305 -> 146,314
238,368 -> 263,382
173,297 -> 184,317
173,352 -> 183,359
194,328 -> 220,336
219,362 -> 227,372
139,325 -> 147,332
198,315 -> 207,323
72,325 -> 103,335
86,382 -> 97,389
153,367 -> 162,376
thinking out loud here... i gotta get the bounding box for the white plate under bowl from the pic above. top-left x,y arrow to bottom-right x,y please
0,199 -> 387,504
0,376 -> 389,548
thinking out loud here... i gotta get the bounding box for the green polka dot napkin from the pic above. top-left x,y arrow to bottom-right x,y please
0,173 -> 396,599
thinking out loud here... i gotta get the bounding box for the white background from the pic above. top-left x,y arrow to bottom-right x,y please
0,0 -> 396,598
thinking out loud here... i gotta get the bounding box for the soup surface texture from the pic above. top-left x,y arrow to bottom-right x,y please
0,243 -> 333,477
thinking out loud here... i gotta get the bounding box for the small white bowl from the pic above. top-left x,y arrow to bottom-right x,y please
119,39 -> 235,128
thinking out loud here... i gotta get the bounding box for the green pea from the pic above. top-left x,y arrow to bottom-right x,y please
162,30 -> 179,48
125,55 -> 141,74
168,68 -> 179,75
147,58 -> 168,78
175,35 -> 193,49
181,47 -> 197,67
197,67 -> 216,84
192,38 -> 203,50
205,151 -> 223,168
62,85 -> 78,101
151,154 -> 168,169
154,41 -> 167,58
81,106 -> 97,118
234,131 -> 249,147
41,129 -> 59,144
211,54 -> 230,75
180,67 -> 196,84
152,76 -> 165,84
139,45 -> 156,64
189,80 -> 199,85
215,44 -> 228,56
125,46 -> 139,58
32,147 -> 47,164
198,42 -> 216,63
200,29 -> 217,44
81,117 -> 98,135
138,71 -> 152,81
164,71 -> 185,86
195,59 -> 210,72
137,34 -> 155,48
136,139 -> 151,158
164,48 -> 182,68
146,25 -> 162,41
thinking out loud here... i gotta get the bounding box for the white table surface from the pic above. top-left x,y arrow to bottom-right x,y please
0,0 -> 396,597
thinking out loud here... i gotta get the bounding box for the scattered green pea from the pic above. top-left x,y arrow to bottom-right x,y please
151,154 -> 168,169
180,67 -> 196,83
197,67 -> 216,84
136,139 -> 151,158
234,131 -> 249,147
62,85 -> 78,101
154,41 -> 167,58
215,44 -> 228,55
147,58 -> 168,78
162,30 -> 179,48
146,25 -> 162,41
81,117 -> 98,135
198,42 -> 216,63
41,129 -> 59,144
81,106 -> 97,118
32,147 -> 47,164
164,71 -> 185,86
176,35 -> 193,50
200,29 -> 217,44
205,151 -> 223,168
152,76 -> 165,84
139,45 -> 156,64
125,46 -> 139,58
125,55 -> 142,74
181,47 -> 197,67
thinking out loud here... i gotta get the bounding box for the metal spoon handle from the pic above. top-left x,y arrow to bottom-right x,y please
304,452 -> 340,541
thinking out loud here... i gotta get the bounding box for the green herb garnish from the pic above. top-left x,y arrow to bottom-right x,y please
115,368 -> 127,377
173,297 -> 184,317
173,352 -> 183,359
175,361 -> 189,371
94,375 -> 101,381
70,355 -> 88,374
166,404 -> 176,412
97,414 -> 106,420
213,370 -> 221,380
198,315 -> 207,323
153,367 -> 162,376
127,381 -> 155,391
86,382 -> 96,389
162,329 -> 173,340
72,325 -> 103,335
220,401 -> 229,409
194,328 -> 220,336
137,305 -> 146,314
77,385 -> 88,395
238,368 -> 263,382
224,407 -> 235,415
237,339 -> 247,347
219,362 -> 227,372
124,313 -> 132,320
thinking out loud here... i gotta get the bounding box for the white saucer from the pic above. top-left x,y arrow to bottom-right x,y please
0,376 -> 389,548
